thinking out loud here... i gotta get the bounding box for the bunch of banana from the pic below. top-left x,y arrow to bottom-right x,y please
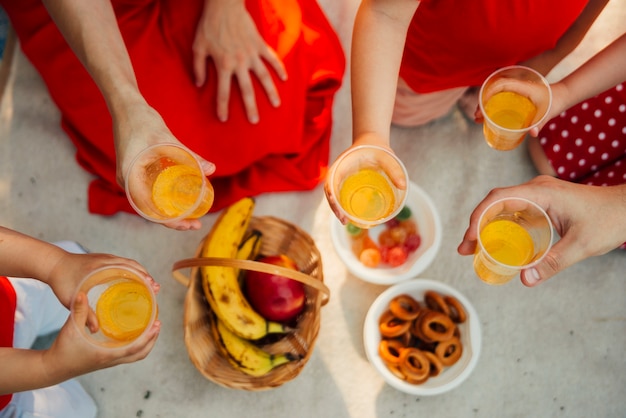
200,197 -> 287,340
213,318 -> 300,377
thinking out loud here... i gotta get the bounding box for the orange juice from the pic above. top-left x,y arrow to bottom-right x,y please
474,219 -> 534,285
151,164 -> 213,218
484,91 -> 537,130
96,281 -> 153,341
339,168 -> 395,222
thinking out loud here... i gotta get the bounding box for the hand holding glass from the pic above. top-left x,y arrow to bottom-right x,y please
473,197 -> 553,285
325,145 -> 409,229
125,143 -> 214,223
479,66 -> 552,151
71,265 -> 158,349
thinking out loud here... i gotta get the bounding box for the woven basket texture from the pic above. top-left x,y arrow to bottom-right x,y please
179,216 -> 327,390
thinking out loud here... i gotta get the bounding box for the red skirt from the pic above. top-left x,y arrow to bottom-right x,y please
1,0 -> 345,214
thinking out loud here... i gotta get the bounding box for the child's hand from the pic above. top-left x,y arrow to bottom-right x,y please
42,293 -> 160,382
46,252 -> 160,309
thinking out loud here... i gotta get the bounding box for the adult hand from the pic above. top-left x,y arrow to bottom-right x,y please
457,175 -> 626,286
192,0 -> 287,124
113,102 -> 216,231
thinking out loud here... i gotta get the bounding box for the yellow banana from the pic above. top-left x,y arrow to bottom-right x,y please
235,229 -> 263,285
214,318 -> 299,377
236,229 -> 263,262
201,197 -> 286,340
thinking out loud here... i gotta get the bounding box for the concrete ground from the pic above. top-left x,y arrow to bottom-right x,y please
1,2 -> 625,417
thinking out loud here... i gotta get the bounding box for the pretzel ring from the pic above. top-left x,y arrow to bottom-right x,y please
435,336 -> 463,366
378,339 -> 406,366
398,329 -> 414,348
386,363 -> 407,381
420,310 -> 456,342
423,351 -> 444,377
410,310 -> 434,343
424,291 -> 450,316
379,310 -> 411,338
389,294 -> 421,321
444,295 -> 467,323
398,347 -> 430,383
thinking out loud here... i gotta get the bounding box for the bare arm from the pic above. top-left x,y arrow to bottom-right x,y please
521,0 -> 609,76
0,293 -> 159,395
40,0 -> 214,231
528,32 -> 626,135
351,0 -> 418,148
551,32 -> 626,113
0,227 -> 66,285
0,227 -> 161,395
458,176 -> 626,287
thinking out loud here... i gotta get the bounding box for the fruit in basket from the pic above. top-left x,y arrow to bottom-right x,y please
235,229 -> 263,280
200,197 -> 287,340
214,318 -> 300,376
244,255 -> 305,323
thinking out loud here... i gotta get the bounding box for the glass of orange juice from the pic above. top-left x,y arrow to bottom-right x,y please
71,265 -> 158,348
473,197 -> 553,285
325,145 -> 409,229
125,143 -> 214,223
479,66 -> 552,151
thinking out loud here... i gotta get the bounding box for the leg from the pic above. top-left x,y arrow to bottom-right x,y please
1,380 -> 97,418
392,78 -> 467,127
1,242 -> 97,418
9,241 -> 88,349
527,136 -> 557,176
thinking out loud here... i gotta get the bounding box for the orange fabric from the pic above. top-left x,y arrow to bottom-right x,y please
1,0 -> 345,215
0,276 -> 16,410
401,0 -> 588,93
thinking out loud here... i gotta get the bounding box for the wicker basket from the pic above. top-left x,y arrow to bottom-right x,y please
172,216 -> 329,391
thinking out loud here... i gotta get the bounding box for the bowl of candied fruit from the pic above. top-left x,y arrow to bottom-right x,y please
330,181 -> 442,284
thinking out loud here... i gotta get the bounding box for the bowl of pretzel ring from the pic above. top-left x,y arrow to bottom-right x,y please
363,278 -> 481,395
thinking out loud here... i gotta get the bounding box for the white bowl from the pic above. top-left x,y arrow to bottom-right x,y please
330,181 -> 442,284
363,279 -> 481,396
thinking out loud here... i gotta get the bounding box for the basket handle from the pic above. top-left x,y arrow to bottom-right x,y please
172,257 -> 330,305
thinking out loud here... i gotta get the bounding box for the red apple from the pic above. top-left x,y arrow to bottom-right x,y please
244,255 -> 306,323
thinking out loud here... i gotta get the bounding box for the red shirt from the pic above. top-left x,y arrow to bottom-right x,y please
0,276 -> 16,409
400,0 -> 588,93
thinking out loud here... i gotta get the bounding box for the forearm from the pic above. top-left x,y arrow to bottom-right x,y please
41,0 -> 146,119
0,227 -> 66,284
556,32 -> 626,110
351,0 -> 418,143
524,0 -> 608,75
0,348 -> 69,395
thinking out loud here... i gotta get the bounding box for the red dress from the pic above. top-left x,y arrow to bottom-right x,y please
400,0 -> 588,93
0,276 -> 16,410
538,84 -> 626,187
1,0 -> 345,215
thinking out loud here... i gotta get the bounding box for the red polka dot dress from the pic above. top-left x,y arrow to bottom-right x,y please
538,83 -> 626,187
538,83 -> 626,249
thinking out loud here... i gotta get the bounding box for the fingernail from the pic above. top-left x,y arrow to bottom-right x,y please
271,98 -> 280,107
201,160 -> 215,173
526,268 -> 541,284
249,115 -> 259,124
